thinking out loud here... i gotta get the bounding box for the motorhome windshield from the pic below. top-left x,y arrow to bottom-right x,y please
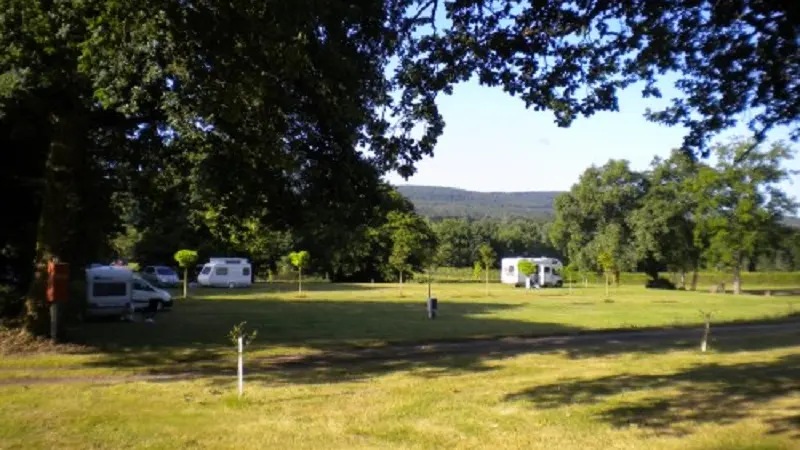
156,267 -> 176,275
201,266 -> 211,275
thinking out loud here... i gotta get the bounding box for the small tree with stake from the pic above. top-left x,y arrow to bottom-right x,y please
288,251 -> 310,293
517,260 -> 537,290
227,321 -> 258,399
698,310 -> 715,353
563,263 -> 579,294
597,250 -> 616,299
173,249 -> 199,300
476,244 -> 497,296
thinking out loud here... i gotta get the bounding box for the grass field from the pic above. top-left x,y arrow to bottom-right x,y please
1,280 -> 799,449
408,268 -> 800,287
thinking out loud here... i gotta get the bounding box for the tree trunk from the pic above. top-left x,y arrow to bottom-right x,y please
399,270 -> 403,295
679,270 -> 686,290
298,268 -> 303,293
605,272 -> 610,297
700,312 -> 712,352
183,268 -> 188,299
732,263 -> 742,295
484,264 -> 489,296
613,270 -> 620,286
25,114 -> 85,336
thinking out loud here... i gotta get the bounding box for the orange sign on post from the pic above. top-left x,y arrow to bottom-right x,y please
46,261 -> 70,303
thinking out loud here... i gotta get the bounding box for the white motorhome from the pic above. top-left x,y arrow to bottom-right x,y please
500,257 -> 564,288
85,266 -> 173,317
197,257 -> 252,288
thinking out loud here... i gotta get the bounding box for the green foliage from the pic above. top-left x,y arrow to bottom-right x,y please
0,0 -> 450,324
477,243 -> 497,269
227,321 -> 257,348
690,139 -> 797,292
384,211 -> 437,282
407,0 -> 798,157
628,150 -> 702,279
472,262 -> 483,280
517,260 -> 536,277
173,250 -> 199,269
549,137 -> 797,292
550,160 -> 646,274
562,263 -> 580,282
288,251 -> 310,271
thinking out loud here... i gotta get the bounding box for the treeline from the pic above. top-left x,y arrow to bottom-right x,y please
395,186 -> 559,220
102,138 -> 800,294
549,138 -> 799,294
2,138 -> 798,321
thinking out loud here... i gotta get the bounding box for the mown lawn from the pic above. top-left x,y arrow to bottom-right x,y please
1,281 -> 798,374
1,325 -> 798,449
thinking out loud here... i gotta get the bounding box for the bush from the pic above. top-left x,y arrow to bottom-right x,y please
0,284 -> 25,319
645,277 -> 677,290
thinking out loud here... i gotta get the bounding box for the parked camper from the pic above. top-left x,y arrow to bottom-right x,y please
132,275 -> 174,311
85,266 -> 173,317
196,257 -> 252,288
140,265 -> 181,287
500,257 -> 564,288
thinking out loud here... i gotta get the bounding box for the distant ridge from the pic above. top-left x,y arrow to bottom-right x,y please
394,185 -> 562,219
395,184 -> 800,227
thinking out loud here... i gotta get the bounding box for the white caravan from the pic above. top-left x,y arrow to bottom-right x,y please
85,266 -> 173,317
500,257 -> 564,287
197,257 -> 252,288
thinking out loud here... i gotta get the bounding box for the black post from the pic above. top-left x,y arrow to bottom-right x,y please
427,297 -> 438,319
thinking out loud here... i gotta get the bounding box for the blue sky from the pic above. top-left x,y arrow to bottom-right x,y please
383,76 -> 800,206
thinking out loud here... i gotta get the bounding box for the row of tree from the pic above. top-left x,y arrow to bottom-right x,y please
550,138 -> 798,294
115,137 -> 800,295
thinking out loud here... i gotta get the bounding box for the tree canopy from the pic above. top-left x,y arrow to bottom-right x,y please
550,137 -> 797,293
404,0 -> 799,158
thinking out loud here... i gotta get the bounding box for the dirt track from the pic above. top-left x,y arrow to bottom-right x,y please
1,321 -> 797,386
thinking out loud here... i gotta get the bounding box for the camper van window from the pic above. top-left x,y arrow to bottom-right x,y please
133,280 -> 153,291
92,282 -> 127,297
242,267 -> 251,276
215,267 -> 229,276
544,267 -> 551,274
201,266 -> 211,275
156,267 -> 175,275
225,260 -> 241,264
506,266 -> 515,274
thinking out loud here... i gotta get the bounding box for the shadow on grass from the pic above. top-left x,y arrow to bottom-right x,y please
554,322 -> 800,360
172,281 -> 389,298
61,288 -> 800,388
70,298 -> 583,381
505,354 -> 800,438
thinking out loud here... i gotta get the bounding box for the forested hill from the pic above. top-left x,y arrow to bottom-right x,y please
394,185 -> 563,219
395,184 -> 800,227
